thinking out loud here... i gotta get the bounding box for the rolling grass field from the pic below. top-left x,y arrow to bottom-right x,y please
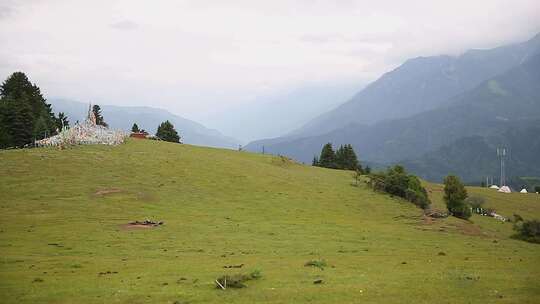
1,139 -> 539,303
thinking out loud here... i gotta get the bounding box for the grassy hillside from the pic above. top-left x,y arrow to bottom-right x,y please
1,140 -> 539,303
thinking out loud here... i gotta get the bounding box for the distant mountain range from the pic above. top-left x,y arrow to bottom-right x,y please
206,81 -> 362,142
246,33 -> 540,183
48,99 -> 240,149
402,122 -> 540,183
287,33 -> 540,138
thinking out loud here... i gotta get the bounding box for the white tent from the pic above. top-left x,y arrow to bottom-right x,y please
489,185 -> 500,189
498,186 -> 511,193
520,188 -> 528,193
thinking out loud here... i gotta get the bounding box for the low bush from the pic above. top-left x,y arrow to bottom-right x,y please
450,204 -> 472,219
215,270 -> 262,289
368,165 -> 431,209
513,220 -> 540,244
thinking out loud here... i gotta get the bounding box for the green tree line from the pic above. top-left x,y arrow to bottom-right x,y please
0,72 -> 67,148
313,143 -> 365,172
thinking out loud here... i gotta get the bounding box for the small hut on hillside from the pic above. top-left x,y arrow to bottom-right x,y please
130,131 -> 149,139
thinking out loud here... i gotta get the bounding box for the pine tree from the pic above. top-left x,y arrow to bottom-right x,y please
0,72 -> 34,99
92,105 -> 108,127
312,155 -> 319,166
131,123 -> 140,133
43,102 -> 58,133
343,144 -> 360,171
0,94 -> 13,147
0,72 -> 58,148
332,144 -> 361,171
156,120 -> 181,143
318,143 -> 336,169
335,145 -> 346,169
33,115 -> 49,140
56,112 -> 69,129
1,96 -> 34,147
443,175 -> 471,219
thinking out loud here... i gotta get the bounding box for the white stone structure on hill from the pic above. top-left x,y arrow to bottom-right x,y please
36,104 -> 127,147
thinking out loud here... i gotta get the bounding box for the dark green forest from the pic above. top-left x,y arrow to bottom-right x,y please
0,72 -> 65,148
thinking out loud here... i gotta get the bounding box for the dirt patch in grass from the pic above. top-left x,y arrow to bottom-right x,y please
420,213 -> 446,226
450,222 -> 486,237
94,188 -> 123,196
121,224 -> 155,230
121,220 -> 164,230
420,218 -> 490,238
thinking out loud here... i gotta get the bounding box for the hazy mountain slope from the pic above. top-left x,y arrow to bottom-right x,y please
248,33 -> 540,149
206,82 -> 361,143
291,33 -> 540,137
49,99 -> 239,149
249,52 -> 540,172
402,122 -> 540,183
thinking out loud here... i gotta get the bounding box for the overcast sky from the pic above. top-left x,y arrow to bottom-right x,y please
1,0 -> 539,134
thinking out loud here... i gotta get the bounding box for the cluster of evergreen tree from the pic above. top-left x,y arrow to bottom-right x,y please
443,175 -> 471,219
0,72 -> 67,149
369,165 -> 431,210
131,123 -> 148,134
312,143 -> 362,171
156,120 -> 181,143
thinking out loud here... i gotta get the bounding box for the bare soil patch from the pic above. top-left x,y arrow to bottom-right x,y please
122,220 -> 164,230
450,222 -> 487,237
94,188 -> 123,196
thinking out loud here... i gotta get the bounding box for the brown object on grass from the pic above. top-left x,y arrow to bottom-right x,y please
223,264 -> 244,269
123,220 -> 164,229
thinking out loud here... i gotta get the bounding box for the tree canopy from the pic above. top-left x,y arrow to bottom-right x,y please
368,165 -> 431,210
56,112 -> 69,129
156,120 -> 181,143
315,142 -> 362,171
0,72 -> 62,148
92,105 -> 108,127
318,143 -> 337,169
336,144 -> 361,171
443,175 -> 471,219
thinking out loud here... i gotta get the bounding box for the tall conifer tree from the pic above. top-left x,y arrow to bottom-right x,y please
0,72 -> 58,148
92,105 -> 108,127
318,143 -> 337,168
443,175 -> 471,219
156,120 -> 181,143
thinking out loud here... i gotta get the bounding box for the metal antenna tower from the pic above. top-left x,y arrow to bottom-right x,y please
497,148 -> 507,187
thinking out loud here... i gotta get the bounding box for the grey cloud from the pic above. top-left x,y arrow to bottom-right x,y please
0,3 -> 15,20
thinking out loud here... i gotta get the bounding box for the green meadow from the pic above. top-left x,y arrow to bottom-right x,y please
1,139 -> 539,303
